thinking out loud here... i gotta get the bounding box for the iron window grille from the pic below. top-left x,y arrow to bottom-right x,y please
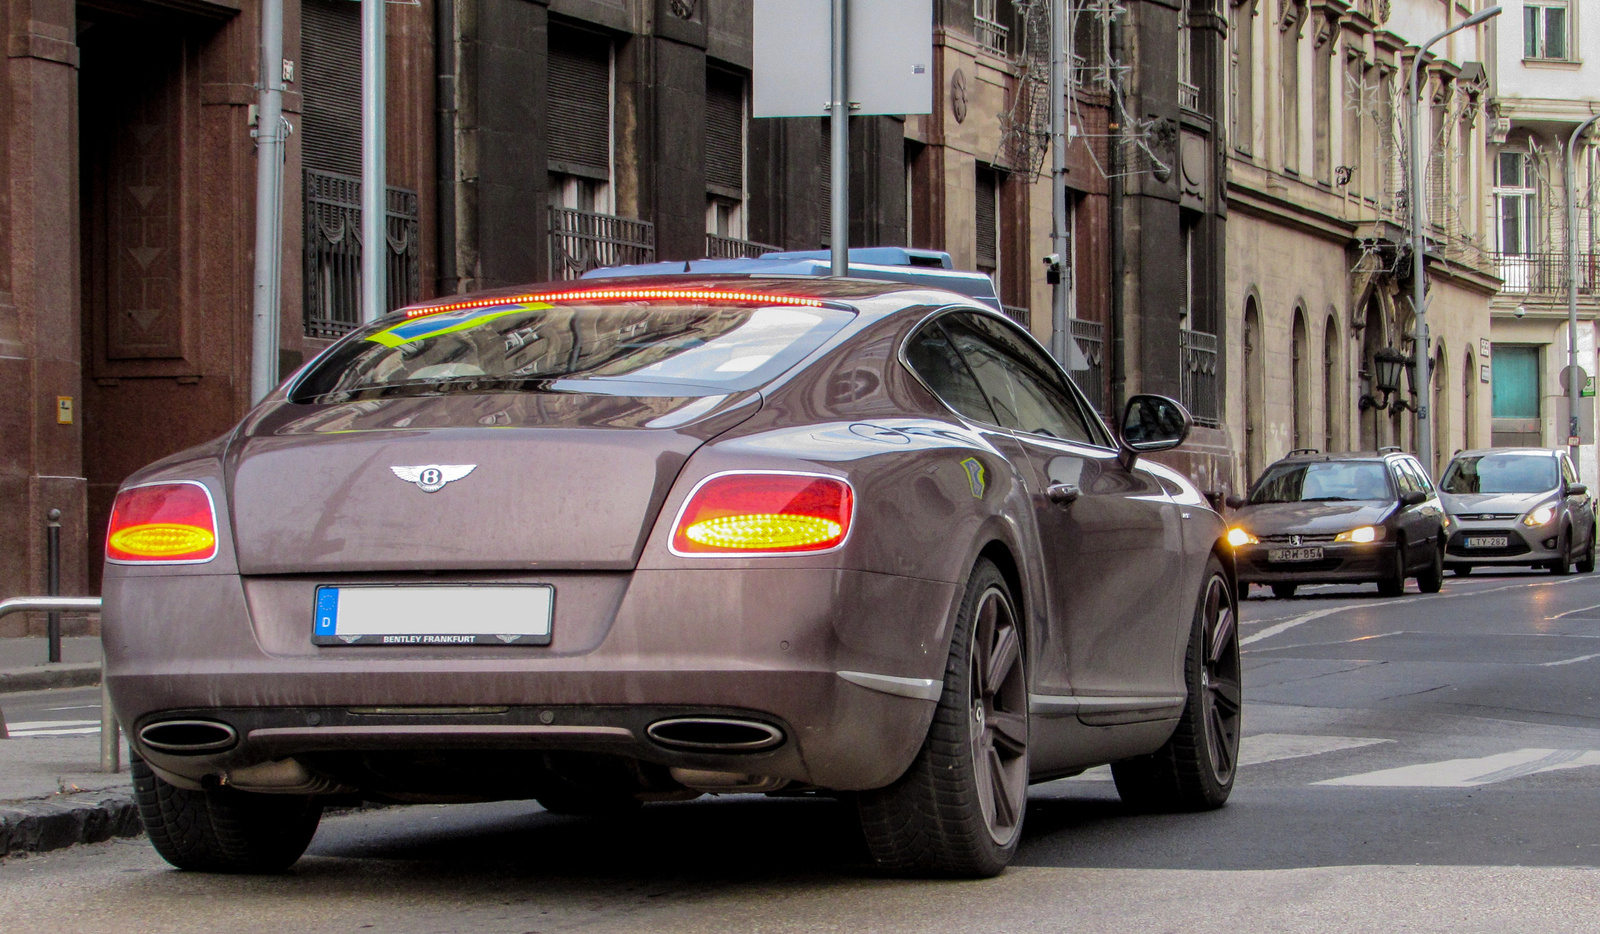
303,169 -> 421,339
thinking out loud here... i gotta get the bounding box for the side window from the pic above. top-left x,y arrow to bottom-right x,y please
1407,458 -> 1436,493
948,313 -> 1100,445
1392,461 -> 1420,495
904,321 -> 999,425
1562,455 -> 1578,485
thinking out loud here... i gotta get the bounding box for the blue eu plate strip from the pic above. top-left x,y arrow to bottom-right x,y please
315,588 -> 340,636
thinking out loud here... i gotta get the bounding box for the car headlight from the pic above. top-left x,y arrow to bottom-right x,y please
1523,503 -> 1557,527
1334,526 -> 1383,543
1226,527 -> 1258,547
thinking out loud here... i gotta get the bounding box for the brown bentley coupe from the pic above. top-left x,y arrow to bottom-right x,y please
103,276 -> 1240,877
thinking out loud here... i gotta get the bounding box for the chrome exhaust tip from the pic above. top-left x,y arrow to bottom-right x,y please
138,719 -> 239,754
645,717 -> 785,752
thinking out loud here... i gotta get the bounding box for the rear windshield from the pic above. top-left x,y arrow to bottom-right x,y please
291,300 -> 855,403
1250,462 -> 1394,504
1440,453 -> 1558,494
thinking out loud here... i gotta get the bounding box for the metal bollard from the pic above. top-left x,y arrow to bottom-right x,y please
46,509 -> 62,663
100,674 -> 120,772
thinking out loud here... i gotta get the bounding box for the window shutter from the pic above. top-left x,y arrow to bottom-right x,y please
976,166 -> 998,267
706,70 -> 744,196
301,0 -> 362,177
819,119 -> 832,243
548,27 -> 612,178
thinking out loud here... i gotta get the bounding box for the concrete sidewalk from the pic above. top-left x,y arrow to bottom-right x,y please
0,636 -> 103,694
0,704 -> 138,857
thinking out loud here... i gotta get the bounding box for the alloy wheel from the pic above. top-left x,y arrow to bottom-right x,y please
1198,575 -> 1242,786
968,585 -> 1029,846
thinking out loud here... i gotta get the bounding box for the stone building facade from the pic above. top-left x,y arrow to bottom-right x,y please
1223,0 -> 1498,486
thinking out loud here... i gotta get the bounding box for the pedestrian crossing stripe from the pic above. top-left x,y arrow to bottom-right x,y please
1064,733 -> 1392,781
1315,748 -> 1600,787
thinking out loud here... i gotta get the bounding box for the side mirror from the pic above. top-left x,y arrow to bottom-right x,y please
1399,490 -> 1427,507
1569,483 -> 1588,497
1225,494 -> 1247,510
1119,394 -> 1191,469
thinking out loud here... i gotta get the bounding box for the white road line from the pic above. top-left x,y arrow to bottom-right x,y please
1541,653 -> 1600,667
2,719 -> 101,731
1316,748 -> 1600,787
43,704 -> 101,712
1062,733 -> 1391,782
8,727 -> 102,737
1547,601 -> 1600,620
1240,605 -> 1355,646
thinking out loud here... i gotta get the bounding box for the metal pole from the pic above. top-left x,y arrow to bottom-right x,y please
100,676 -> 120,773
1567,113 -> 1600,470
1407,6 -> 1500,474
249,0 -> 287,403
361,0 -> 388,321
45,509 -> 60,664
1049,0 -> 1070,365
829,0 -> 849,277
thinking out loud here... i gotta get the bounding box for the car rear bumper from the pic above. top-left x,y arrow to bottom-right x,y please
102,567 -> 960,794
1234,541 -> 1393,585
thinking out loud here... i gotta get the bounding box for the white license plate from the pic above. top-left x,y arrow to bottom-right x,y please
1465,536 -> 1510,549
313,585 -> 553,646
1267,547 -> 1324,563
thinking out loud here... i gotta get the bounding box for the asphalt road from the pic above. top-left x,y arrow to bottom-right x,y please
3,568 -> 1598,932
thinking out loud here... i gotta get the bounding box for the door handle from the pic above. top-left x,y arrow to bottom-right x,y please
1046,482 -> 1081,506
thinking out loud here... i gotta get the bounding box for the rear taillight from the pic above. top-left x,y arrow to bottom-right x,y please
106,481 -> 219,564
671,473 -> 853,555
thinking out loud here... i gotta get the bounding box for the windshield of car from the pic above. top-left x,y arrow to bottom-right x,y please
1249,462 -> 1394,504
1440,453 -> 1558,494
291,299 -> 856,403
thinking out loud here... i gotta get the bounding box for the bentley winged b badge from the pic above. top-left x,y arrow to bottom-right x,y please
390,464 -> 477,493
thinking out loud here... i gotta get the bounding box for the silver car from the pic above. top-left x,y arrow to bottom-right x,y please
1439,448 -> 1596,575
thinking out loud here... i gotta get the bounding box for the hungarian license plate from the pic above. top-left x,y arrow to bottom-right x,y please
1267,547 -> 1324,563
1465,535 -> 1510,549
313,585 -> 553,646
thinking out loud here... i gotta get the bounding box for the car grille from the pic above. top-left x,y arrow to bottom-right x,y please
1454,513 -> 1520,522
1258,533 -> 1338,545
1446,529 -> 1531,557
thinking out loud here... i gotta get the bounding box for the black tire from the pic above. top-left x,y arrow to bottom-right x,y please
857,558 -> 1029,878
1270,583 -> 1297,600
1550,530 -> 1573,575
1579,529 -> 1596,574
1416,541 -> 1444,594
1376,538 -> 1407,597
1111,557 -> 1240,812
1450,564 -> 1472,577
131,755 -> 322,873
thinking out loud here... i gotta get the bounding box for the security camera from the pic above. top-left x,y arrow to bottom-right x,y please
1042,253 -> 1061,267
1515,304 -> 1527,318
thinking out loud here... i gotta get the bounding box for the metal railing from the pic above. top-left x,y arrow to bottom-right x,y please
1179,327 -> 1220,427
303,169 -> 421,339
550,207 -> 657,280
1493,251 -> 1599,296
0,597 -> 117,772
1002,305 -> 1031,330
1070,318 -> 1107,416
974,0 -> 1009,56
705,234 -> 779,260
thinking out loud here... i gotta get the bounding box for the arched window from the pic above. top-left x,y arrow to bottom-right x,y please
1464,346 -> 1479,449
1291,309 -> 1309,449
1432,344 -> 1449,476
1323,314 -> 1340,452
1244,298 -> 1264,481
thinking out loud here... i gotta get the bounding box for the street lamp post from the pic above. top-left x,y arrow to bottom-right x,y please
1566,113 -> 1600,472
1408,4 -> 1500,473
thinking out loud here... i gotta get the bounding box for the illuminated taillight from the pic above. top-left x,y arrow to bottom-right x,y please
671,473 -> 853,555
106,482 -> 218,564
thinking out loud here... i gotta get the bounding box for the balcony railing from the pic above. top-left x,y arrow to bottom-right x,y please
974,0 -> 1009,57
1179,327 -> 1220,428
1494,251 -> 1599,296
549,208 -> 656,280
1070,318 -> 1107,416
1002,305 -> 1031,331
705,234 -> 780,260
1179,79 -> 1200,112
303,169 -> 422,339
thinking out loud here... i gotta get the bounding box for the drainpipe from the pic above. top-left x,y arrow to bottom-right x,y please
249,0 -> 287,403
1108,4 -> 1126,415
436,0 -> 458,295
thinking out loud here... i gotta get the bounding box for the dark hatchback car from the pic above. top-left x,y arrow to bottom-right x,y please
1226,449 -> 1449,598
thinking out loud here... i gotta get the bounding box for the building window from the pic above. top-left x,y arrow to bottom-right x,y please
548,25 -> 614,215
1291,310 -> 1308,449
1280,10 -> 1303,173
1495,150 -> 1537,255
1073,1 -> 1106,90
974,0 -> 1011,58
1229,0 -> 1256,154
1323,316 -> 1340,452
706,68 -> 748,240
1178,0 -> 1198,111
976,163 -> 1001,281
1525,2 -> 1569,61
820,119 -> 832,246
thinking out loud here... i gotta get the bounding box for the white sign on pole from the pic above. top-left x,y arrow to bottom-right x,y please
753,0 -> 933,118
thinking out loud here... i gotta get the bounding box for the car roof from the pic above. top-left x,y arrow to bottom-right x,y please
1448,447 -> 1561,459
1268,450 -> 1411,466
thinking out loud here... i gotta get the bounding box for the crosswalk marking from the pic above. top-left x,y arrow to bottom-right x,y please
1061,733 -> 1391,782
2,718 -> 102,738
1315,748 -> 1600,787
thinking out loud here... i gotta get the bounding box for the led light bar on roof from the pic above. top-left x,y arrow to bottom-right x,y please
403,288 -> 828,319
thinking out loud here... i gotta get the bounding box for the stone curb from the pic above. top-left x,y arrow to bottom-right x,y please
0,792 -> 141,857
0,664 -> 101,695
